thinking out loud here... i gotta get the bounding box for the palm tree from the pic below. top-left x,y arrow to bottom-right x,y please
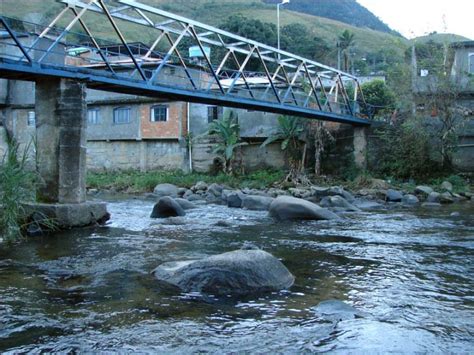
208,110 -> 247,174
338,30 -> 355,72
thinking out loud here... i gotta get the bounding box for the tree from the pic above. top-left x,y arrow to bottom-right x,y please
338,30 -> 355,72
207,110 -> 247,174
360,79 -> 396,117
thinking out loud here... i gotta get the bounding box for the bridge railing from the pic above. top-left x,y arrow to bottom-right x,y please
0,0 -> 372,124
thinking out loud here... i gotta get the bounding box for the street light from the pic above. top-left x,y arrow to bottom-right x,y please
277,0 -> 290,60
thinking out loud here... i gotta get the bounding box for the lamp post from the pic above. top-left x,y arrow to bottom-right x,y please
277,0 -> 289,60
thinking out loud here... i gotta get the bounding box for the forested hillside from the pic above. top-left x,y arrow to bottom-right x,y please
263,0 -> 396,34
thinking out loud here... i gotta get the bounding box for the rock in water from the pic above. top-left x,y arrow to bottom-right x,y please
242,195 -> 274,211
174,198 -> 197,210
269,196 -> 340,221
312,300 -> 367,321
150,197 -> 185,218
153,249 -> 295,296
385,189 -> 403,202
153,183 -> 178,198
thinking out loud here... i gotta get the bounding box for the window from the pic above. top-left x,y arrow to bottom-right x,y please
87,108 -> 100,125
469,53 -> 474,74
113,107 -> 131,124
207,106 -> 223,123
27,111 -> 35,126
150,105 -> 168,122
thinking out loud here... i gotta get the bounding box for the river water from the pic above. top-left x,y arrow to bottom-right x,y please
1,197 -> 473,353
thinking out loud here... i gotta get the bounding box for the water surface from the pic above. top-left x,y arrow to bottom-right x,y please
1,197 -> 473,353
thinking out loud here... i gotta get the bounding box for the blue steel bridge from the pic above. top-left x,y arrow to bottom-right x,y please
0,0 -> 371,126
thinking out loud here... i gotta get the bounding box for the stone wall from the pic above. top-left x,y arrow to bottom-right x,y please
191,136 -> 285,173
87,140 -> 188,172
0,127 -> 8,159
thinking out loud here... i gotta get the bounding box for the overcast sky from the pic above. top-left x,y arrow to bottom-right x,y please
356,0 -> 473,39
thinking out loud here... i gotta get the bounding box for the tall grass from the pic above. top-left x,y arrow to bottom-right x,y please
0,136 -> 36,243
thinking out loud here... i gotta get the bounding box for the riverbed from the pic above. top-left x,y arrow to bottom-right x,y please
1,197 -> 473,353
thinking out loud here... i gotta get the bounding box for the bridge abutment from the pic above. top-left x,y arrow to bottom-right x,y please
353,127 -> 368,170
32,78 -> 109,229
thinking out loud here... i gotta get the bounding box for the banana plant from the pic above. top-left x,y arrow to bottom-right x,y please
208,110 -> 247,174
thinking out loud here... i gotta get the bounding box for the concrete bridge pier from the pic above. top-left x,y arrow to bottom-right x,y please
353,127 -> 368,170
25,78 -> 109,229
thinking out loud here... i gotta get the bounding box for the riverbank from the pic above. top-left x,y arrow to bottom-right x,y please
86,169 -> 473,201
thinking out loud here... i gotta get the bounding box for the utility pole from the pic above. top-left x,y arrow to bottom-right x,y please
277,0 -> 290,61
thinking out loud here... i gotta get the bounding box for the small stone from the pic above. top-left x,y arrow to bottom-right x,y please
441,181 -> 453,192
192,181 -> 208,192
415,186 -> 434,196
440,192 -> 454,204
385,189 -> 403,202
426,192 -> 441,203
207,183 -> 224,197
450,212 -> 460,217
402,194 -> 419,205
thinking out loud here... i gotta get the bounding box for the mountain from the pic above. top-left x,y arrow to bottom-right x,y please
263,0 -> 397,35
2,0 -> 409,66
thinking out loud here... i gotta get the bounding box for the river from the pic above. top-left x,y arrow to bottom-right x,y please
1,197 -> 473,353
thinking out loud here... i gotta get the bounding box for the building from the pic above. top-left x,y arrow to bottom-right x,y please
411,40 -> 474,171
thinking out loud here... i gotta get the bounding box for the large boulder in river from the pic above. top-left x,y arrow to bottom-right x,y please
319,195 -> 360,212
227,191 -> 245,208
153,249 -> 295,296
153,183 -> 178,198
242,195 -> 274,211
150,197 -> 185,218
269,196 -> 340,221
174,198 -> 197,210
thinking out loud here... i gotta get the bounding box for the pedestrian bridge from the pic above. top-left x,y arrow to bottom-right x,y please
0,0 -> 370,126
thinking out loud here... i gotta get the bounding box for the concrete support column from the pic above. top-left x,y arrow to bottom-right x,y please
353,126 -> 368,170
35,78 -> 87,204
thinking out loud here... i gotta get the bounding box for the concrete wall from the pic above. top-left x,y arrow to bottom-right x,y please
451,45 -> 474,92
86,104 -> 141,141
87,140 -> 187,172
0,127 -> 8,159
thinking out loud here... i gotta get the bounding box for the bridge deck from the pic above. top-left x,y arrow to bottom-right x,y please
0,0 -> 372,126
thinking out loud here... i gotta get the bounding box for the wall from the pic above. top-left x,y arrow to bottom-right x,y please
141,102 -> 185,139
86,104 -> 141,141
0,127 -> 7,159
191,136 -> 285,173
87,140 -> 187,172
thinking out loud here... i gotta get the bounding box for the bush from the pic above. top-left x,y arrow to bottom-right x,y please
374,118 -> 440,181
0,137 -> 36,243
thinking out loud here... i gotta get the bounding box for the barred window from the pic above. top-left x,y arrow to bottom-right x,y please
151,105 -> 168,122
207,106 -> 223,123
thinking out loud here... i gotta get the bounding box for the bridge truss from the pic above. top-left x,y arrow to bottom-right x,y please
0,0 -> 371,125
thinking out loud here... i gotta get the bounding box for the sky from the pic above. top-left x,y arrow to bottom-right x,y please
356,0 -> 474,39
